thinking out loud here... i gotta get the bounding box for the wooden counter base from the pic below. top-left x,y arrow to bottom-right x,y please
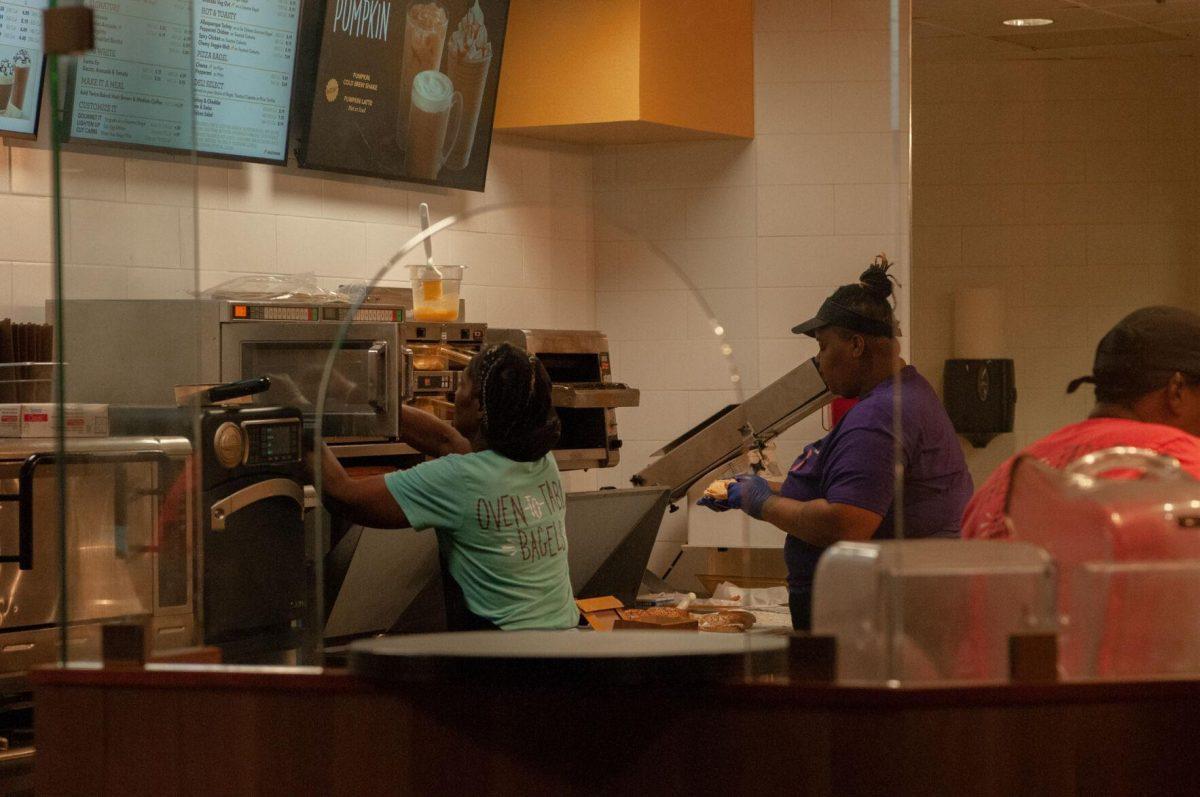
31,666 -> 1200,795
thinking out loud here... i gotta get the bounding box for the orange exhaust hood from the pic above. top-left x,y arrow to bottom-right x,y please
494,0 -> 754,143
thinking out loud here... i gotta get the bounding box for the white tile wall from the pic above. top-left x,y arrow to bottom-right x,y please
125,158 -> 199,207
363,223 -> 425,271
756,184 -> 836,236
0,134 -> 595,329
756,83 -> 832,134
0,194 -> 52,263
275,215 -> 367,278
11,261 -> 50,321
912,56 -> 1200,484
596,0 -> 911,559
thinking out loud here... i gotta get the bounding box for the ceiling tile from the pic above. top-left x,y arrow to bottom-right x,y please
918,2 -> 1118,36
914,35 -> 1044,61
915,0 -> 1200,58
914,20 -> 962,38
992,25 -> 1183,48
1087,1 -> 1200,24
1156,18 -> 1200,35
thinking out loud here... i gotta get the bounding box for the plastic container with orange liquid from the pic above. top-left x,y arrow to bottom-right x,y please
409,264 -> 465,321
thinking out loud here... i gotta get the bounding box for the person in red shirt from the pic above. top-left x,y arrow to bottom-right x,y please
962,306 -> 1200,540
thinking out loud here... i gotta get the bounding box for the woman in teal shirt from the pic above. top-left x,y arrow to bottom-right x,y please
315,343 -> 579,630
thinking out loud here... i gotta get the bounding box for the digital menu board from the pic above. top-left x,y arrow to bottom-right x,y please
66,0 -> 299,162
297,0 -> 509,192
0,0 -> 46,138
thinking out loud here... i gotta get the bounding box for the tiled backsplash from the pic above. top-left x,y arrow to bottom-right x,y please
0,134 -> 595,334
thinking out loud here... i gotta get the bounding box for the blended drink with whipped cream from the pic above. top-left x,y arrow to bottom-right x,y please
0,60 -> 14,114
444,1 -> 492,171
397,1 -> 448,146
11,50 -> 30,112
405,69 -> 461,180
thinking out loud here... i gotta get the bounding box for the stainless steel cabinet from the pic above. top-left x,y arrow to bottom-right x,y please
0,437 -> 193,668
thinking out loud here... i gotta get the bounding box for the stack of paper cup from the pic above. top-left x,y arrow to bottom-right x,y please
953,287 -> 1006,359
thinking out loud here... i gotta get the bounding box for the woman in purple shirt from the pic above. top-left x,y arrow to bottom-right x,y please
703,259 -> 973,630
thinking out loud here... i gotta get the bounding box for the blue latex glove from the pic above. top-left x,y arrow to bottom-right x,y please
729,473 -> 774,520
697,494 -> 731,512
697,477 -> 739,512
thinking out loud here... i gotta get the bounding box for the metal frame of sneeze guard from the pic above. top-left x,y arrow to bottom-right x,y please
630,359 -> 831,501
1007,449 -> 1200,680
811,540 -> 1058,685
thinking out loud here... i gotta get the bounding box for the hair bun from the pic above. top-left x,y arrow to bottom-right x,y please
858,253 -> 896,301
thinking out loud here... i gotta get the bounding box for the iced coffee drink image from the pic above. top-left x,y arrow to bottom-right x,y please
0,60 -> 15,115
445,0 -> 492,171
11,50 -> 31,113
405,69 -> 462,181
397,1 -> 448,146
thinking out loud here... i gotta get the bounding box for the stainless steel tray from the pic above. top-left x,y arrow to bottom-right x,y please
551,383 -> 640,409
632,359 -> 830,501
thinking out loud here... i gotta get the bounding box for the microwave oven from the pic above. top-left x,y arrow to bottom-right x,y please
52,299 -> 413,441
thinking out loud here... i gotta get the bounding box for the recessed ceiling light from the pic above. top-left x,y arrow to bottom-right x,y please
1003,18 -> 1054,27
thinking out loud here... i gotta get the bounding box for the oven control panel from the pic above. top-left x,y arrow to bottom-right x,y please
213,422 -> 246,469
232,418 -> 303,466
414,372 -> 457,393
199,407 -> 306,489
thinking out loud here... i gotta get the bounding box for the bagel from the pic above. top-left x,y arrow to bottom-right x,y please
621,607 -> 692,622
698,610 -> 756,633
704,478 -> 736,501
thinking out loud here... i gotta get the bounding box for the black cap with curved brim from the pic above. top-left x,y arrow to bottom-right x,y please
1067,305 -> 1200,394
791,297 -> 896,338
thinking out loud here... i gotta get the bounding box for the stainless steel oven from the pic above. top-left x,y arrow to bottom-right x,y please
52,300 -> 413,442
485,329 -> 639,470
0,436 -> 194,673
221,319 -> 407,440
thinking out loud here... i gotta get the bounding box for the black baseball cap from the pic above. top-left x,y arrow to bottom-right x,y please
791,294 -> 898,338
791,298 -> 894,338
1067,306 -> 1200,394
793,258 -> 900,339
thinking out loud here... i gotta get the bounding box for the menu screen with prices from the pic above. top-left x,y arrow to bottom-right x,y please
67,0 -> 299,162
0,0 -> 46,137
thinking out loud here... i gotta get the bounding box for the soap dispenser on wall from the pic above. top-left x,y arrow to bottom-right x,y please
942,288 -> 1016,448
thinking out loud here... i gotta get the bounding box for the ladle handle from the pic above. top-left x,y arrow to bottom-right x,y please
419,202 -> 435,267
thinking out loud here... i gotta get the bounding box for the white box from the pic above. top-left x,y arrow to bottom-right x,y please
18,404 -> 110,438
0,405 -> 20,437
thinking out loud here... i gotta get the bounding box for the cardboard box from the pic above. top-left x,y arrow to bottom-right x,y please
576,596 -> 622,631
13,404 -> 109,438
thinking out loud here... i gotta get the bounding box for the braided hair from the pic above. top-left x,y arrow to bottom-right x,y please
830,253 -> 901,338
466,342 -> 561,462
